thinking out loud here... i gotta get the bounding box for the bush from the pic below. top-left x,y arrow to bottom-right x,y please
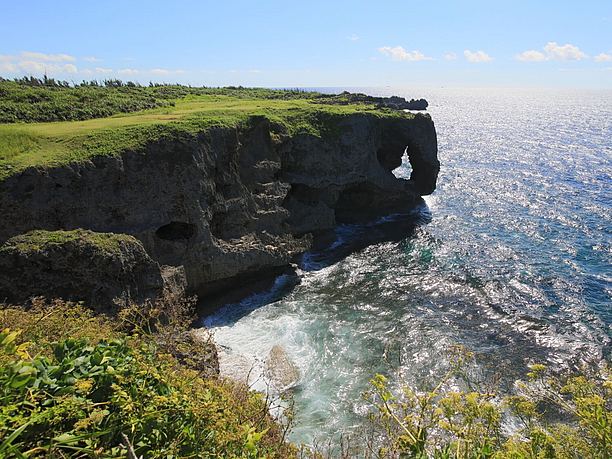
0,298 -> 119,360
0,78 -> 325,123
0,79 -> 172,123
362,348 -> 610,458
0,300 -> 293,458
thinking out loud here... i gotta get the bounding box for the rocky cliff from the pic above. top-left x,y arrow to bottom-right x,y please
0,229 -> 185,311
0,111 -> 438,300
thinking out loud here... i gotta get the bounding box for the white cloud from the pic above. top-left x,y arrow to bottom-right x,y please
464,50 -> 493,63
595,52 -> 612,62
0,54 -> 17,73
226,69 -> 262,74
517,42 -> 587,62
347,34 -> 359,41
17,61 -> 45,73
18,61 -> 77,74
0,51 -> 81,76
0,51 -> 187,79
150,68 -> 186,75
62,63 -> 78,73
444,52 -> 457,61
0,62 -> 17,72
117,68 -> 139,75
516,50 -> 547,62
544,42 -> 586,60
21,51 -> 75,62
81,67 -> 109,76
378,46 -> 432,61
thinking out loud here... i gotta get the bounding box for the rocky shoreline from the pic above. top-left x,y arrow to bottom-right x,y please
0,105 -> 439,311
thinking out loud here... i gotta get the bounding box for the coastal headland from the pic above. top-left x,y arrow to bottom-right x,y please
0,83 -> 439,309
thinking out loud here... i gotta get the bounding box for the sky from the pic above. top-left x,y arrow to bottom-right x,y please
1,0 -> 611,88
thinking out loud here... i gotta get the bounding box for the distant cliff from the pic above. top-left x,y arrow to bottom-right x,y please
0,100 -> 439,305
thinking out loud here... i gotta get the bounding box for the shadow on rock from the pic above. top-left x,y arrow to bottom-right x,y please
199,199 -> 431,327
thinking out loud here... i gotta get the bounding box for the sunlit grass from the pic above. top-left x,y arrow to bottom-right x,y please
0,94 -> 407,180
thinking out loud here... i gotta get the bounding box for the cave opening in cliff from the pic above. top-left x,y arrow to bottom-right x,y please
377,143 -> 412,179
155,221 -> 196,241
391,147 -> 413,179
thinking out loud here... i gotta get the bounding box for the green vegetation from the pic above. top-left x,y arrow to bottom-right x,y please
362,347 -> 610,459
0,78 -> 408,181
0,298 -> 293,458
0,78 -> 171,123
0,77 -> 322,123
1,300 -> 609,458
1,229 -> 136,255
2,78 -> 607,458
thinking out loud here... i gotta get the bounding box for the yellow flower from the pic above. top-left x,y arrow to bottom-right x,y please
75,378 -> 94,393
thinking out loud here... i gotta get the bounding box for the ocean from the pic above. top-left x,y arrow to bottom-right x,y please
201,88 -> 611,444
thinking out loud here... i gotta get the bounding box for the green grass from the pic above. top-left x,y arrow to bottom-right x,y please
0,78 -> 327,124
0,93 -> 410,181
1,229 -> 136,255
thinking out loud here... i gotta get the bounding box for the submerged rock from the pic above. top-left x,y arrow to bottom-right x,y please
264,345 -> 300,391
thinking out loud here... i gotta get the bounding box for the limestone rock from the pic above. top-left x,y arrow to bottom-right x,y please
0,113 -> 438,296
0,229 -> 182,312
318,92 -> 429,110
156,329 -> 219,378
264,345 -> 300,391
215,346 -> 256,385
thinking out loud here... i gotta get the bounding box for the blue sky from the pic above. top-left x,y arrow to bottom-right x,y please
1,0 -> 611,88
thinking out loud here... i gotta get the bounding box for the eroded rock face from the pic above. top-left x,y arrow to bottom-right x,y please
318,92 -> 429,110
0,113 -> 438,296
0,229 -> 182,311
282,113 -> 439,229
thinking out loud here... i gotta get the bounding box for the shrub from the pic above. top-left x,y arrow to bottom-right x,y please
2,298 -> 608,458
0,298 -> 119,360
0,78 -> 325,123
0,299 -> 293,458
362,348 -> 610,458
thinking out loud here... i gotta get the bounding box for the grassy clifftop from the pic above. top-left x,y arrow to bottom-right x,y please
1,229 -> 135,255
0,80 -> 412,181
0,77 -> 325,123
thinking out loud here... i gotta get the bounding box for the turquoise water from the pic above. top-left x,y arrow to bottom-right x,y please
202,88 -> 611,443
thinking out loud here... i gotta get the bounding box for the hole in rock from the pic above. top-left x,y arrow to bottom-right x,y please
392,148 -> 413,179
155,221 -> 196,241
377,143 -> 412,179
377,144 -> 403,171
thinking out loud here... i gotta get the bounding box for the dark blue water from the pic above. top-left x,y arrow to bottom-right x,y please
202,88 -> 611,443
